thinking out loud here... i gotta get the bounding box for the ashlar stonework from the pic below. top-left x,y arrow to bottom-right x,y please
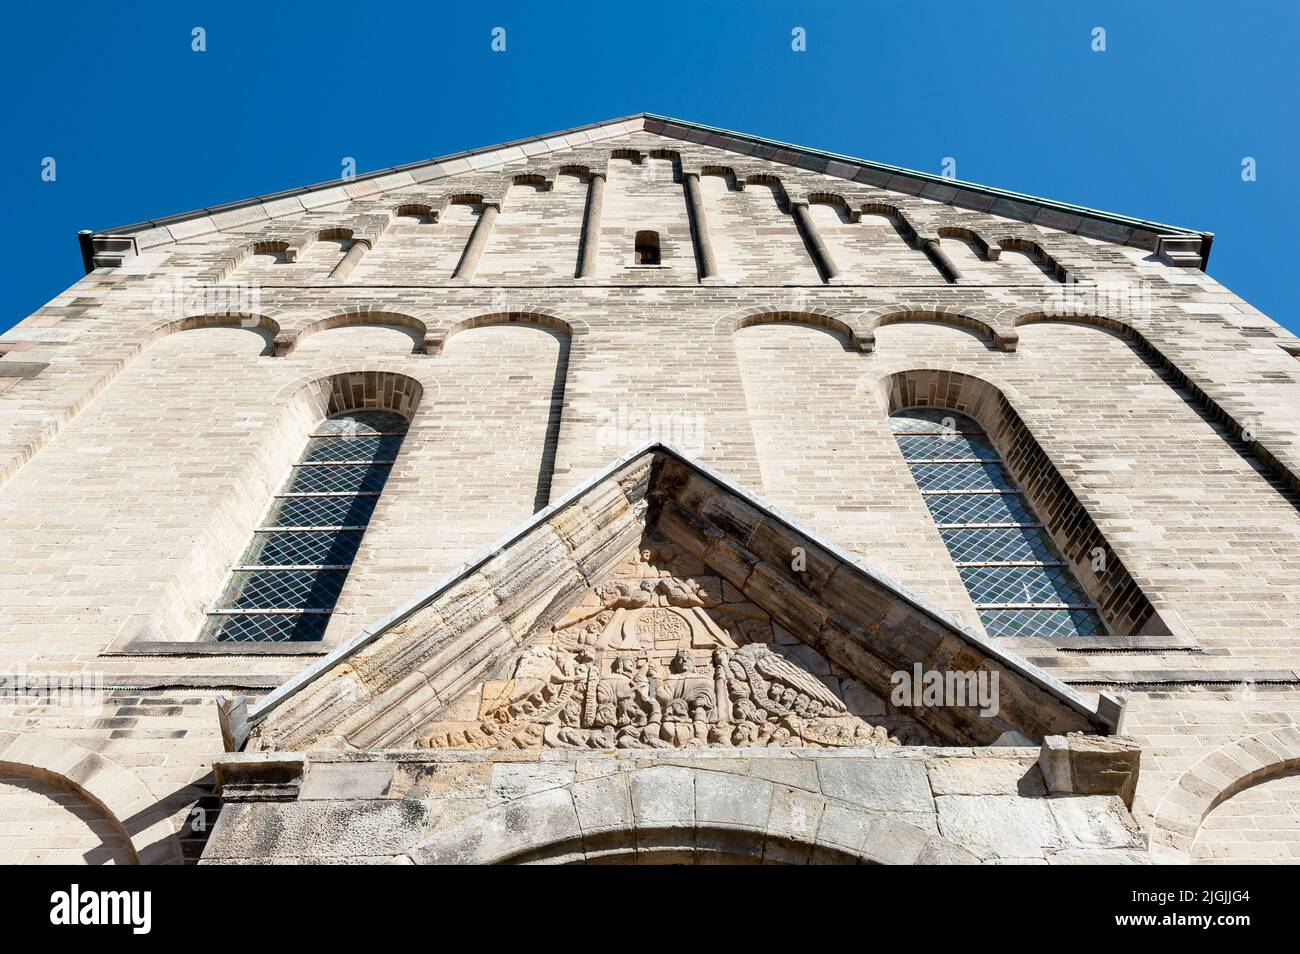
1,113 -> 1298,864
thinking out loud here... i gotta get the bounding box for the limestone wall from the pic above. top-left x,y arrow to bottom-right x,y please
1,124 -> 1299,863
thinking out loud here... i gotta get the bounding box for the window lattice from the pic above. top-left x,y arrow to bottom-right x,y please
890,408 -> 1105,638
202,409 -> 408,643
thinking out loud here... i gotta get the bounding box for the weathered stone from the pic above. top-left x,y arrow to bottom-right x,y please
935,795 -> 1062,860
818,759 -> 934,813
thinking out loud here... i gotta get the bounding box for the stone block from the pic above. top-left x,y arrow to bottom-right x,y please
935,795 -> 1062,860
298,760 -> 395,800
818,759 -> 933,813
694,771 -> 772,830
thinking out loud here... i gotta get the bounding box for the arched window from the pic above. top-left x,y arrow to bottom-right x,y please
201,409 -> 409,642
889,408 -> 1105,638
634,230 -> 661,265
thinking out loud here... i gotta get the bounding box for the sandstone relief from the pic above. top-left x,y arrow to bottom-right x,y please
416,543 -> 928,750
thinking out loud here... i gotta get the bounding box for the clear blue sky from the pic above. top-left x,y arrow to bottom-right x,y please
2,1 -> 1297,334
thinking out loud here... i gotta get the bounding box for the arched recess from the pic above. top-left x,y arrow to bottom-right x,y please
732,309 -> 868,352
294,227 -> 356,274
146,313 -> 280,354
391,203 -> 436,224
869,308 -> 1014,352
877,367 -> 1172,640
1011,312 -> 1300,499
0,733 -> 182,864
430,309 -> 576,354
1151,726 -> 1300,864
195,369 -> 426,645
215,240 -> 295,281
405,765 -> 976,865
0,314 -> 281,490
435,314 -> 573,512
994,238 -> 1068,282
276,309 -> 430,356
937,226 -> 998,261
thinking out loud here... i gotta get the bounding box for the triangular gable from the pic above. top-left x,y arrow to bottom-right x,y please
83,113 -> 1211,269
227,443 -> 1114,755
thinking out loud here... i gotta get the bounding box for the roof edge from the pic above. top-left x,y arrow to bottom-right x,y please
83,112 -> 1212,269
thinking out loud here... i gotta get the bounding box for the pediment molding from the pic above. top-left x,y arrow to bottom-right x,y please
237,443 -> 1114,755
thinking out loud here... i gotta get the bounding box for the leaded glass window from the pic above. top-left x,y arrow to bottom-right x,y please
200,409 -> 408,642
889,408 -> 1106,638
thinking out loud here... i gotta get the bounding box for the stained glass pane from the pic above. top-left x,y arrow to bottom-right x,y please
202,407 -> 408,642
925,492 -> 1036,526
888,408 -> 969,433
301,434 -> 404,462
911,461 -> 1017,492
265,494 -> 379,527
979,608 -> 1105,639
313,410 -> 409,436
940,526 -> 1062,564
242,529 -> 364,566
892,407 -> 1105,639
203,613 -> 332,643
215,569 -> 347,610
896,432 -> 999,461
959,565 -> 1091,606
286,463 -> 393,494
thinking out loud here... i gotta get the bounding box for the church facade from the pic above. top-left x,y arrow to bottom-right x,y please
2,114 -> 1298,864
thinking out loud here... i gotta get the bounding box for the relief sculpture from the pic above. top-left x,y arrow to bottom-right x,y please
416,545 -> 904,750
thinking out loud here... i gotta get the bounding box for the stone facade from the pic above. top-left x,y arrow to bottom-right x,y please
1,114 -> 1299,864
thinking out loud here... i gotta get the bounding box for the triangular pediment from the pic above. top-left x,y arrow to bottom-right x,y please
412,540 -> 925,752
236,444 -> 1112,755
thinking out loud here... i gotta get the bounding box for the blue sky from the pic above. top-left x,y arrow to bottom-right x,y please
2,1 -> 1297,333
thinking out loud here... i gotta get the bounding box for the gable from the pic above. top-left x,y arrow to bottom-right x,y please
82,114 -> 1211,270
234,444 -> 1114,755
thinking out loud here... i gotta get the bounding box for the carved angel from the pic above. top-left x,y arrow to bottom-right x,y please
597,579 -> 656,609
657,577 -> 708,608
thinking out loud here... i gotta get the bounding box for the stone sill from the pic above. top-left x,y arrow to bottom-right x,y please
103,641 -> 329,657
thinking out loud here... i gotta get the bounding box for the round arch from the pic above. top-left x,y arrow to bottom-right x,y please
430,310 -> 578,354
874,365 -> 1169,640
145,312 -> 280,353
270,368 -> 426,425
0,733 -> 182,864
280,308 -> 431,356
1008,311 -> 1300,498
1151,726 -> 1300,864
405,765 -> 977,865
731,309 -> 869,352
867,307 -> 1013,352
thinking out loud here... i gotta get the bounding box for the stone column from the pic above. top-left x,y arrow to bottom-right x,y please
682,172 -> 718,280
452,202 -> 500,281
790,201 -> 839,282
921,238 -> 962,284
328,239 -> 371,282
576,173 -> 605,279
